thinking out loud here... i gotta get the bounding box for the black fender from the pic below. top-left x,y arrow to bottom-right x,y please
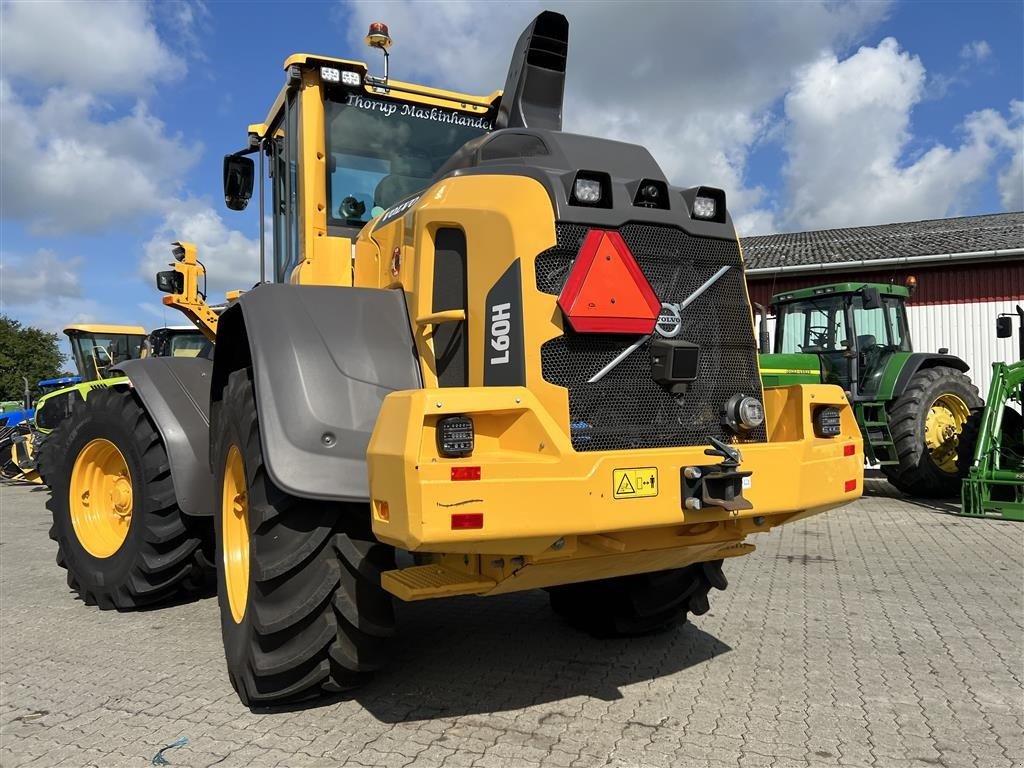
891,353 -> 970,398
116,357 -> 214,517
211,283 -> 422,503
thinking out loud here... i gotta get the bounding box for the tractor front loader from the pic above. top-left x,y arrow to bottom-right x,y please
45,11 -> 863,707
759,282 -> 982,497
958,306 -> 1024,521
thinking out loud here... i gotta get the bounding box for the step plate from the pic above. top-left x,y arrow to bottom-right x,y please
381,565 -> 496,601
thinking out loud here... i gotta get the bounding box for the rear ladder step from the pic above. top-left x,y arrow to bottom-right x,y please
381,565 -> 496,601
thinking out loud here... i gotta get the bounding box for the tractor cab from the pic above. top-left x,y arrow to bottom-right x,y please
771,283 -> 912,398
64,325 -> 148,382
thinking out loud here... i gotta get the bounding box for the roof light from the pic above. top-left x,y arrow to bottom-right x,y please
341,70 -> 361,87
365,21 -> 392,49
693,196 -> 716,219
320,66 -> 340,83
557,230 -> 661,334
573,178 -> 602,204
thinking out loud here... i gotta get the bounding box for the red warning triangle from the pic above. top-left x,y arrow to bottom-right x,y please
557,230 -> 661,334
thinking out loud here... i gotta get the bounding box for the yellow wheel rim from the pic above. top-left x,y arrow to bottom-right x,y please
222,444 -> 249,624
925,393 -> 970,473
69,439 -> 133,558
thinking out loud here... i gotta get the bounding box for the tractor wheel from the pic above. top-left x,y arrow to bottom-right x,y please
547,559 -> 727,637
213,368 -> 395,707
882,366 -> 982,498
956,407 -> 1024,476
44,388 -> 212,610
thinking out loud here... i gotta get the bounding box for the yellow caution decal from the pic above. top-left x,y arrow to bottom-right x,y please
612,467 -> 659,499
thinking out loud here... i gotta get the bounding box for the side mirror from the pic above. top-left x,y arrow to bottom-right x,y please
156,269 -> 184,294
861,286 -> 882,310
996,316 -> 1013,338
223,154 -> 254,211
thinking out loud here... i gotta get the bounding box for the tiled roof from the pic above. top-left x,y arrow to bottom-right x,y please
740,211 -> 1024,271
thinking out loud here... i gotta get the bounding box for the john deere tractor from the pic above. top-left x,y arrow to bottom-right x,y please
759,282 -> 981,497
44,11 -> 864,707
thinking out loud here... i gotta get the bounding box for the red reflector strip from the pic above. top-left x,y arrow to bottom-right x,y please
451,513 -> 483,529
845,479 -> 857,492
844,444 -> 856,457
451,466 -> 481,481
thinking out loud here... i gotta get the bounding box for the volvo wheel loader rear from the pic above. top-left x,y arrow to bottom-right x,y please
44,11 -> 863,706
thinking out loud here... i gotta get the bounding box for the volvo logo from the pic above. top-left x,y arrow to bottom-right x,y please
655,302 -> 683,338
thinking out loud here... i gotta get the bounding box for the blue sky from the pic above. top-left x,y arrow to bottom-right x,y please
1,0 -> 1021,342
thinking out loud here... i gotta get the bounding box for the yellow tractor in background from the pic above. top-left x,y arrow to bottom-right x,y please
44,11 -> 863,707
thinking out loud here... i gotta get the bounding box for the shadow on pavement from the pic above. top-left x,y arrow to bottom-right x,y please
863,476 -> 961,515
346,590 -> 731,723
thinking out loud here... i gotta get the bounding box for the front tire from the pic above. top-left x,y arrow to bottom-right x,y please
45,388 -> 211,609
548,560 -> 728,637
882,366 -> 981,498
213,368 -> 396,707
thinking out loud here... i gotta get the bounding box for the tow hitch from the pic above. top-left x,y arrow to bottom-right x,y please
681,437 -> 752,512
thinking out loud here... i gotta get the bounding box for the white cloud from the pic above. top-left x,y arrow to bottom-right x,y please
0,249 -> 82,306
960,40 -> 992,63
0,250 -> 107,334
996,101 -> 1024,211
140,199 -> 260,302
341,0 -> 891,235
781,39 -> 1022,230
0,81 -> 201,234
0,0 -> 185,94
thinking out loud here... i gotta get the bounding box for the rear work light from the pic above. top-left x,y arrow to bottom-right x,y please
438,415 -> 474,457
557,230 -> 661,334
813,406 -> 842,438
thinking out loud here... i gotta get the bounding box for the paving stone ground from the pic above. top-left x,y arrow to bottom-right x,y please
1,478 -> 1021,768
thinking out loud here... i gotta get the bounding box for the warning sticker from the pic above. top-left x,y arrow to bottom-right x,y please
612,467 -> 659,499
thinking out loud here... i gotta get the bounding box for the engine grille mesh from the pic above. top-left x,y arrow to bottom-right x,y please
538,222 -> 767,452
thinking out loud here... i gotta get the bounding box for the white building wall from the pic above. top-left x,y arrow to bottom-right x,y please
906,299 -> 1021,400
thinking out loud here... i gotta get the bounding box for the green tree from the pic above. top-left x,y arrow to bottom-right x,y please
0,316 -> 65,402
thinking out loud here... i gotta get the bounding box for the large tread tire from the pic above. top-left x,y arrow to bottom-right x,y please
881,366 -> 982,498
44,387 -> 212,610
213,368 -> 395,708
957,406 -> 1024,475
548,559 -> 728,637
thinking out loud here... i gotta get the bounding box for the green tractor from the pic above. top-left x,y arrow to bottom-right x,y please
957,306 -> 1023,521
758,281 -> 981,497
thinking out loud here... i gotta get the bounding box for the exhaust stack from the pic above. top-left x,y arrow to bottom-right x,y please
495,11 -> 569,131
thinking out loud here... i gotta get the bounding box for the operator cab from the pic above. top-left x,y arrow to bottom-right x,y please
772,283 -> 912,396
223,27 -> 500,287
64,325 -> 148,382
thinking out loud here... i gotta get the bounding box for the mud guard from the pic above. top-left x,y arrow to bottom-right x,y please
212,284 -> 421,503
116,357 -> 214,517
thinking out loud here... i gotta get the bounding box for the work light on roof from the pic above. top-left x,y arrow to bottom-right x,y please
573,178 -> 602,204
341,70 -> 361,86
693,196 -> 716,219
320,66 -> 340,83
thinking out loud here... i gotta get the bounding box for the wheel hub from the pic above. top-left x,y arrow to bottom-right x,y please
221,444 -> 250,624
69,438 -> 133,558
925,393 -> 970,473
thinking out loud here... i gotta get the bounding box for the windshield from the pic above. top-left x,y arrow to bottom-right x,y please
324,92 -> 490,229
70,334 -> 146,381
775,297 -> 848,354
168,332 -> 207,357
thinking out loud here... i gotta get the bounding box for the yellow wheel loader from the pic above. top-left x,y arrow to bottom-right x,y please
45,12 -> 863,706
